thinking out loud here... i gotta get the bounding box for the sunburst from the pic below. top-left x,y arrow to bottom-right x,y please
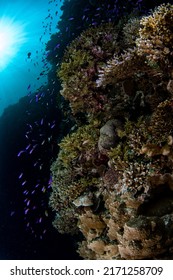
0,16 -> 27,70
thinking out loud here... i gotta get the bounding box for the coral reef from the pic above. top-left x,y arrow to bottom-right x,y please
58,23 -> 120,116
49,120 -> 103,234
136,3 -> 173,69
50,3 -> 173,259
77,116 -> 173,259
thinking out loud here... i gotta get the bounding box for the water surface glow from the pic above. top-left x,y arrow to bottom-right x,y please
0,0 -> 62,116
0,16 -> 27,71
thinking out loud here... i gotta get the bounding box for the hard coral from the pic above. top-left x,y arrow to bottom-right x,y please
50,3 -> 173,259
49,120 -> 104,235
96,48 -> 145,88
58,23 -> 120,116
147,99 -> 173,144
122,17 -> 141,48
74,113 -> 173,259
136,3 -> 173,69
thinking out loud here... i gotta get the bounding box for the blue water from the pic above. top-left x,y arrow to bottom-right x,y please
0,0 -> 62,116
0,0 -> 79,260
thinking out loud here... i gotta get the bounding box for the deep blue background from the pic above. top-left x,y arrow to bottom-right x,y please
0,0 -> 80,260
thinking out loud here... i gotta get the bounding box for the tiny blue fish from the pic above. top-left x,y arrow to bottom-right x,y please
17,150 -> 25,157
10,211 -> 15,217
25,209 -> 29,215
27,200 -> 30,206
22,181 -> 27,186
19,172 -> 23,179
26,144 -> 31,150
40,118 -> 44,125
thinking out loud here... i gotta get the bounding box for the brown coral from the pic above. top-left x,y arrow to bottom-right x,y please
136,3 -> 173,69
50,4 -> 173,260
58,23 -> 120,116
76,115 -> 173,259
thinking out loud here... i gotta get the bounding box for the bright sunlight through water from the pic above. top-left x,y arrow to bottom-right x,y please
0,17 -> 26,71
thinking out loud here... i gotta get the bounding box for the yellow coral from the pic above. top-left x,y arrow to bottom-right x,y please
58,23 -> 119,115
136,3 -> 173,67
58,121 -> 100,169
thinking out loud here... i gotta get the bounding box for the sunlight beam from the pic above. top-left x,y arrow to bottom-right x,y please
0,17 -> 27,71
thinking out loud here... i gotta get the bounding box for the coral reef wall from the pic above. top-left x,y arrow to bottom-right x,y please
50,2 -> 173,259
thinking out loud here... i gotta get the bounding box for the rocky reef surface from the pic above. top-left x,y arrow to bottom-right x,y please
49,3 -> 173,259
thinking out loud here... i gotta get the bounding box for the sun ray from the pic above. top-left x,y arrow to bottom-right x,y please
0,16 -> 27,70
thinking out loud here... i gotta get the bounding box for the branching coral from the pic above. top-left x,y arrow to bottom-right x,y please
96,4 -> 173,106
58,120 -> 100,170
77,115 -> 173,259
96,48 -> 145,88
122,17 -> 141,48
49,120 -> 105,234
58,23 -> 120,116
136,3 -> 173,69
146,99 -> 173,144
50,3 -> 173,260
